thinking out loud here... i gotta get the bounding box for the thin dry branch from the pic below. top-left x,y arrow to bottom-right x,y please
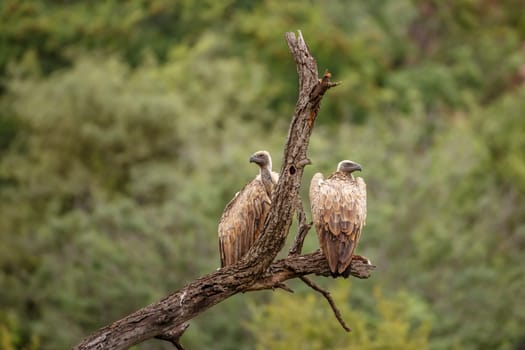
288,197 -> 313,256
299,276 -> 351,332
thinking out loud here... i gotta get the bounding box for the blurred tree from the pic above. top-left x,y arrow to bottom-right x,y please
0,37 -> 283,349
0,0 -> 247,76
0,312 -> 39,350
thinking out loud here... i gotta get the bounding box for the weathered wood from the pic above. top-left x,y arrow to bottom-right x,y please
288,196 -> 313,256
74,252 -> 374,349
247,252 -> 375,292
72,31 -> 369,350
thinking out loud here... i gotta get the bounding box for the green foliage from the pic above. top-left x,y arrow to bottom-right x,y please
0,1 -> 524,349
0,0 -> 244,75
232,0 -> 525,121
247,282 -> 430,350
0,312 -> 39,350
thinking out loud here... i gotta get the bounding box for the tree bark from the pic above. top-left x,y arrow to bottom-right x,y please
72,31 -> 373,350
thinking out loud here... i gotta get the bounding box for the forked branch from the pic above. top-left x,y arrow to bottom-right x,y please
73,31 -> 373,350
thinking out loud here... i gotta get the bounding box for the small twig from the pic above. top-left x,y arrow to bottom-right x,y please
275,282 -> 294,293
309,70 -> 340,102
155,323 -> 189,349
288,198 -> 313,256
305,69 -> 340,128
299,276 -> 351,332
297,158 -> 312,168
319,69 -> 342,89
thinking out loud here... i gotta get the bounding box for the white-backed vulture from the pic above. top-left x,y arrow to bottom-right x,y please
218,150 -> 279,267
309,160 -> 367,277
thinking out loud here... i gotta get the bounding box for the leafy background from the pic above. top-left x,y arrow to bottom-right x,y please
1,1 -> 524,349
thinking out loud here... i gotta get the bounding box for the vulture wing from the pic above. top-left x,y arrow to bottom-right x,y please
218,178 -> 272,267
310,172 -> 366,275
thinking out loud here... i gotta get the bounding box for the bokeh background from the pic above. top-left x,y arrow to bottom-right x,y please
1,1 -> 524,349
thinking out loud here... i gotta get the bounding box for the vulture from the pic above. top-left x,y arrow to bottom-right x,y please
310,160 -> 367,277
218,150 -> 279,267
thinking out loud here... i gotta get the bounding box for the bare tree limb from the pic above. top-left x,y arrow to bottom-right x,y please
288,196 -> 313,256
72,31 -> 373,350
247,251 -> 375,292
299,276 -> 351,332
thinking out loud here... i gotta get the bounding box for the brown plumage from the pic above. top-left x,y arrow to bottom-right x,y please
310,160 -> 367,277
218,150 -> 279,267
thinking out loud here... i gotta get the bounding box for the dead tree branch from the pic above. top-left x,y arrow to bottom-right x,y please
72,31 -> 373,350
288,197 -> 313,256
247,251 -> 375,292
299,276 -> 351,332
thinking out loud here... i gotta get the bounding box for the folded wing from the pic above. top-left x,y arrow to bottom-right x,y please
218,179 -> 272,267
310,172 -> 366,275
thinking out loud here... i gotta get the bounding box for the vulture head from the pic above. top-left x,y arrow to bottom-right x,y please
337,160 -> 362,174
249,150 -> 272,170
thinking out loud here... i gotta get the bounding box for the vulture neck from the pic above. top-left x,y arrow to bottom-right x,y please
340,172 -> 355,180
259,165 -> 274,197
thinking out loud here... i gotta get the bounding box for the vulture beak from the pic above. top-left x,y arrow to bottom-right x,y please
353,163 -> 362,172
249,154 -> 257,163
